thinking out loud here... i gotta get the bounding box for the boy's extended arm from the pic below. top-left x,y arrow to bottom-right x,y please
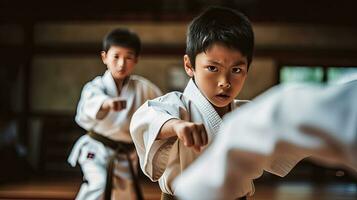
158,119 -> 208,152
75,82 -> 109,130
96,98 -> 126,119
130,92 -> 207,179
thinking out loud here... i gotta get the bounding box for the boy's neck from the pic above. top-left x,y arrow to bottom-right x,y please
213,104 -> 231,118
113,76 -> 129,95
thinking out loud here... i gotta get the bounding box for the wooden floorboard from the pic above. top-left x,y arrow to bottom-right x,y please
0,177 -> 356,200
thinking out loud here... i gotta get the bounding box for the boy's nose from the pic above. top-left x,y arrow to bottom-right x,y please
118,58 -> 125,67
218,82 -> 231,89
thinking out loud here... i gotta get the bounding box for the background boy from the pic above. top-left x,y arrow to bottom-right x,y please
68,28 -> 162,200
130,6 -> 254,200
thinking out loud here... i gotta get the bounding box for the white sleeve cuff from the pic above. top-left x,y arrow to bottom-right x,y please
143,112 -> 178,181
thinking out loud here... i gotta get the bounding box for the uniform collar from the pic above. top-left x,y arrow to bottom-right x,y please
102,70 -> 130,97
183,79 -> 223,135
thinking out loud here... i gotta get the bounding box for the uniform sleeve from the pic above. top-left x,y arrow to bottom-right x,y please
130,93 -> 185,181
75,81 -> 110,130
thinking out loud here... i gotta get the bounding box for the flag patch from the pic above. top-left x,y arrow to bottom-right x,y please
87,152 -> 95,159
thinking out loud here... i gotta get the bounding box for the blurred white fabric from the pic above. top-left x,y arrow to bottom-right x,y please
174,79 -> 357,200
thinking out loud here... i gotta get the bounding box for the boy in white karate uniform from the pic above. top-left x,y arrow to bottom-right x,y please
130,7 -> 254,200
68,28 -> 162,200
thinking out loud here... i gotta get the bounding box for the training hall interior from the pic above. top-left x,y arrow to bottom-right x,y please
0,0 -> 356,199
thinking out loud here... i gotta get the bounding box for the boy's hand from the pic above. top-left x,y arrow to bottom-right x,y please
172,120 -> 208,152
102,97 -> 127,111
96,97 -> 126,120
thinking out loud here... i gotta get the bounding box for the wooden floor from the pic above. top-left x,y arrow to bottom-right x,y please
0,177 -> 356,200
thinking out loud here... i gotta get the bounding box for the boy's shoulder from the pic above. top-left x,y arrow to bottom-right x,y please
129,74 -> 152,84
154,91 -> 184,101
148,91 -> 192,109
82,73 -> 106,89
129,75 -> 160,90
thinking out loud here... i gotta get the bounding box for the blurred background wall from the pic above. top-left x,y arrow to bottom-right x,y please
0,0 -> 357,183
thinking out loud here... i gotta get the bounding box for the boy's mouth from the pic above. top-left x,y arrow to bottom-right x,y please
116,69 -> 125,73
215,93 -> 230,100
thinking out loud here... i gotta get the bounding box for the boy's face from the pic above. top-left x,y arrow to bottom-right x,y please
184,43 -> 248,108
101,45 -> 137,81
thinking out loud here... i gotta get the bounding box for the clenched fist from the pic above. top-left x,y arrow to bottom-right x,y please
159,119 -> 208,152
102,97 -> 127,111
96,97 -> 127,119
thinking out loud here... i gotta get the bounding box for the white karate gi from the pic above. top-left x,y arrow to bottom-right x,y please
130,79 -> 252,195
68,70 -> 162,200
174,79 -> 357,200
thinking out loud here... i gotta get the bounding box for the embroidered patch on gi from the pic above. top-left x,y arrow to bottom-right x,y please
87,152 -> 95,159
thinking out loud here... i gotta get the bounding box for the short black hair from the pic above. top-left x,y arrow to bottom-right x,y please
102,28 -> 141,56
186,6 -> 254,67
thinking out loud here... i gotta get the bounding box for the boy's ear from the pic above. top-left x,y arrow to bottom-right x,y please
183,55 -> 194,77
133,56 -> 139,64
101,51 -> 107,64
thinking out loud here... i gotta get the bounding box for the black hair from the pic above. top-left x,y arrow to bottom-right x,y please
102,28 -> 141,56
186,6 -> 254,68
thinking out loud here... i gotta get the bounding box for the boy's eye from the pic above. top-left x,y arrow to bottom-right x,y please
232,67 -> 242,74
114,55 -> 119,59
207,66 -> 218,72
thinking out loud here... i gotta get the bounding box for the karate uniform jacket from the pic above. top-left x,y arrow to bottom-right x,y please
130,79 -> 251,195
